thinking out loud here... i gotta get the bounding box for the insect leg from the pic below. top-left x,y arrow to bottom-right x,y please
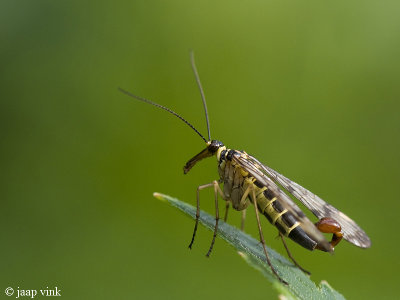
279,232 -> 311,275
237,179 -> 252,231
241,209 -> 246,231
251,186 -> 288,285
315,217 -> 343,249
188,181 -> 224,250
223,201 -> 230,222
206,181 -> 223,257
189,182 -> 214,249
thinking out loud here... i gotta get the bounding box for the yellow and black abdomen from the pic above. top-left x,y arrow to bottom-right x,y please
253,181 -> 317,251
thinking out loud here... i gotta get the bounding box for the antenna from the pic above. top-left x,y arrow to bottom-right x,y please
118,87 -> 207,143
190,51 -> 211,141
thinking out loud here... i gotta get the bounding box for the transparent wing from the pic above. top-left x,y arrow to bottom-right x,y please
232,151 -> 332,252
255,159 -> 371,248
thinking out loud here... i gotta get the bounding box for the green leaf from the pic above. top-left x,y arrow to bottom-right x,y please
154,192 -> 345,300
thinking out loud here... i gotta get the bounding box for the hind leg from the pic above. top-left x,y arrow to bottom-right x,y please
279,232 -> 311,275
249,185 -> 288,285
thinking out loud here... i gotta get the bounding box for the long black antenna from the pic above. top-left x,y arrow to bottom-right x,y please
118,87 -> 207,143
190,51 -> 211,141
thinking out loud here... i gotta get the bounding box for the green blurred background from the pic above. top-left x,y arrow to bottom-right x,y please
1,0 -> 399,299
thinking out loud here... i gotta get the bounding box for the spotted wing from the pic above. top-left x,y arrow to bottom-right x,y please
256,161 -> 371,248
232,151 -> 332,252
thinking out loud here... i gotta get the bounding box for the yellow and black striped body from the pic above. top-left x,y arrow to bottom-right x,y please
216,147 -> 318,251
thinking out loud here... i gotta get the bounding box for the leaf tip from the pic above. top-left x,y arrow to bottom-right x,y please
153,192 -> 166,202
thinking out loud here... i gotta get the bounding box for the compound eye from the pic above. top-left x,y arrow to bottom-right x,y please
209,140 -> 224,153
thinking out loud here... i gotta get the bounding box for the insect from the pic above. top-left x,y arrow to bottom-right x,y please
119,52 -> 371,285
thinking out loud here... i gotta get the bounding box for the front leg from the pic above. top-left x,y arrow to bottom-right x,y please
188,180 -> 225,258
